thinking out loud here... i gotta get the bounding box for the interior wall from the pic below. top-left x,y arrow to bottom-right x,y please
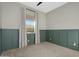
38,12 -> 46,30
1,2 -> 21,29
0,3 -> 2,29
1,2 -> 47,48
37,12 -> 46,42
1,2 -> 21,50
0,3 -> 2,53
46,2 -> 79,51
46,2 -> 79,29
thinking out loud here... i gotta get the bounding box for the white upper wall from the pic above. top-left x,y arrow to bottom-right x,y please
38,12 -> 46,30
0,3 -> 2,28
1,2 -> 46,30
1,2 -> 21,29
46,2 -> 79,29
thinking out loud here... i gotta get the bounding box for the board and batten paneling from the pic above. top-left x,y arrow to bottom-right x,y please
67,30 -> 79,50
2,29 -> 19,51
27,34 -> 35,45
0,29 -> 2,53
47,30 -> 68,47
40,30 -> 79,51
45,30 -> 79,51
59,30 -> 68,47
40,30 -> 46,42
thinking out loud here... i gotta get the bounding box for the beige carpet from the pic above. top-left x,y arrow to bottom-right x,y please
1,42 -> 79,57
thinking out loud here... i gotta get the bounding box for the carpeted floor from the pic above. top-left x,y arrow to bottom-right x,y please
1,42 -> 79,57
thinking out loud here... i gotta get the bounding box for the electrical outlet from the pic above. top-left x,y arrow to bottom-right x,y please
73,42 -> 76,46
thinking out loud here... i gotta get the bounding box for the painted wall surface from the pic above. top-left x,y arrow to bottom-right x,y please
40,30 -> 46,42
1,2 -> 46,48
38,12 -> 46,30
46,2 -> 79,29
37,12 -> 46,43
1,2 -> 21,29
2,29 -> 19,51
0,3 -> 2,53
0,29 -> 1,53
27,34 -> 35,45
46,30 -> 79,51
0,3 -> 2,28
1,3 -> 22,50
45,2 -> 79,51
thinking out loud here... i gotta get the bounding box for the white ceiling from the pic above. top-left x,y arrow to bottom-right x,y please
20,2 -> 67,13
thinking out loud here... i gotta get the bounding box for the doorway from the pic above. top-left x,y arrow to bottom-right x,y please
25,9 -> 37,46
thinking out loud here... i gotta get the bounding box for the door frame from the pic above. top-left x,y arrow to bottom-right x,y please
19,7 -> 39,48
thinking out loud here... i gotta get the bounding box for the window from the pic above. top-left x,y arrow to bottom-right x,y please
25,19 -> 35,32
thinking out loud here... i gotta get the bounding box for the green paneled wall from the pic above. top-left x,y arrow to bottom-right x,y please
0,29 -> 2,53
67,30 -> 79,50
53,31 -> 60,45
40,30 -> 79,51
27,33 -> 35,45
2,29 -> 19,51
46,30 -> 68,47
46,30 -> 51,42
58,30 -> 68,47
40,30 -> 46,42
